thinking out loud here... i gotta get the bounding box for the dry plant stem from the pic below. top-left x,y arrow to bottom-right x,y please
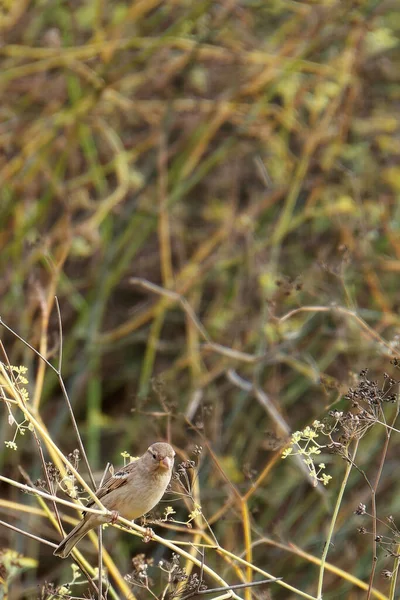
220,547 -> 317,600
17,463 -> 69,568
0,313 -> 96,488
0,499 -> 52,518
342,397 -> 400,600
177,451 -> 220,590
0,474 -> 243,600
1,383 -> 130,599
226,369 -> 288,439
32,244 -> 70,411
129,278 -> 260,363
181,424 -> 315,599
0,336 -> 137,600
71,558 -> 106,600
1,346 -> 77,539
0,351 -> 62,536
0,360 -> 104,511
0,475 -> 109,518
58,299 -> 96,488
29,485 -> 111,600
157,130 -> 174,288
227,368 -> 325,495
114,517 -> 245,600
317,440 -> 359,600
367,468 -> 383,597
169,524 -> 388,600
0,466 -> 350,600
389,549 -> 400,600
241,538 -> 388,600
372,398 -> 400,600
0,472 -> 112,599
0,512 -> 106,600
1,493 -> 127,584
374,421 -> 400,434
18,414 -> 66,543
72,536 -> 131,600
0,37 -> 334,72
279,305 -> 400,359
0,332 -> 366,600
0,478 -> 131,600
97,463 -> 111,600
182,578 -> 281,597
0,518 -> 57,548
87,118 -> 130,231
184,423 -> 252,585
100,223 -> 229,345
157,526 -> 246,580
241,501 -> 253,600
98,526 -> 104,600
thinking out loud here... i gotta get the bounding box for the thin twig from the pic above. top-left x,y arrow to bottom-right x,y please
0,474 -> 108,517
55,297 -> 97,489
227,368 -> 326,495
278,305 -> 400,358
0,312 -> 97,488
0,518 -> 105,600
227,368 -> 289,434
317,440 -> 359,599
0,473 -> 244,599
0,361 -> 104,511
0,518 -> 57,548
181,577 -> 281,599
97,462 -> 111,600
130,278 -> 262,363
0,344 -> 64,535
369,393 -> 400,600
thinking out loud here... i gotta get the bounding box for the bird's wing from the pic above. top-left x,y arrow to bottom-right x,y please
84,460 -> 139,511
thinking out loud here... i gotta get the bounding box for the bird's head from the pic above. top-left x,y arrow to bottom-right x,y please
145,442 -> 175,473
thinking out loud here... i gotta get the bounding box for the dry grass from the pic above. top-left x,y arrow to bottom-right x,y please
1,1 -> 400,599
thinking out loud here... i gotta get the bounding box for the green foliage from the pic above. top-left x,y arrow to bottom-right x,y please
1,0 -> 400,599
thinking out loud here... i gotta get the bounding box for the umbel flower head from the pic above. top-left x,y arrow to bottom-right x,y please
282,421 -> 332,486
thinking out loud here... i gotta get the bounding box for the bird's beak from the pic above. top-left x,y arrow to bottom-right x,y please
160,456 -> 172,469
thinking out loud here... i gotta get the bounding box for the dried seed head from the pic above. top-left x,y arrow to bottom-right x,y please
381,570 -> 393,579
355,503 -> 367,515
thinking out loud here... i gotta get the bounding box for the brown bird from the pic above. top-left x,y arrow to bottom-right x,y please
54,442 -> 175,558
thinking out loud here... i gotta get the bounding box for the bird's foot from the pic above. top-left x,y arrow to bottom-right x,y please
109,510 -> 120,525
143,527 -> 154,543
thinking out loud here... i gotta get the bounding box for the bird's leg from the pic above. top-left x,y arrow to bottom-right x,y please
143,527 -> 155,543
108,510 -> 120,524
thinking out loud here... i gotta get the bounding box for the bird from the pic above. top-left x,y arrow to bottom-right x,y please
54,442 -> 175,558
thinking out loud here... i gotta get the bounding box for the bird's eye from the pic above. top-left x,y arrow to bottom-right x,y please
152,452 -> 157,460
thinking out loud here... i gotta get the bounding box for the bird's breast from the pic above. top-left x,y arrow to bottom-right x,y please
104,471 -> 171,520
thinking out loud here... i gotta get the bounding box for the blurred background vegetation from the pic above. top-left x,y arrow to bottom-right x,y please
1,0 -> 400,598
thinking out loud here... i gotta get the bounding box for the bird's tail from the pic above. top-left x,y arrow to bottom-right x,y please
54,519 -> 93,558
